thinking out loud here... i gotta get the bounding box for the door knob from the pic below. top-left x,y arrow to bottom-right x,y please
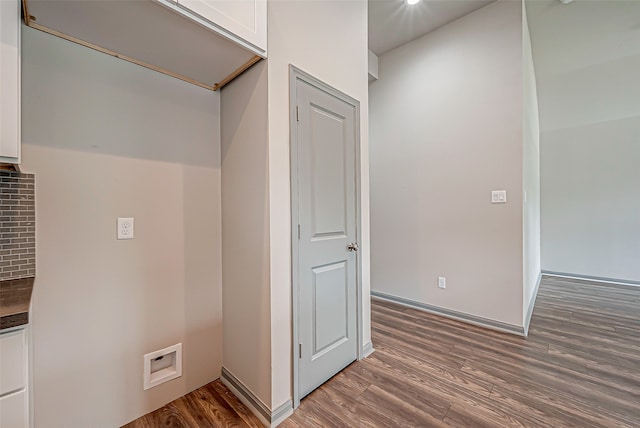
347,242 -> 359,252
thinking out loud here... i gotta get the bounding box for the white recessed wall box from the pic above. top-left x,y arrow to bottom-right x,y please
143,343 -> 182,390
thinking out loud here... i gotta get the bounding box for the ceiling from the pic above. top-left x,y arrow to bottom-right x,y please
368,0 -> 495,55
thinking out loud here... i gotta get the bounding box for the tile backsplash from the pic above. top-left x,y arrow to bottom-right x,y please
0,171 -> 35,280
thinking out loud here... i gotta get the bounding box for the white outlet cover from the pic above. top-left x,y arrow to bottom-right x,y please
491,190 -> 507,204
438,276 -> 446,289
117,218 -> 134,240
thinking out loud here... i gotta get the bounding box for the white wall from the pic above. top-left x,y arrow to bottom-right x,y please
540,119 -> 640,282
267,0 -> 370,409
522,2 -> 541,325
368,50 -> 379,81
216,1 -> 370,413
220,61 -> 271,406
527,0 -> 640,283
369,0 -> 525,327
21,26 -> 222,426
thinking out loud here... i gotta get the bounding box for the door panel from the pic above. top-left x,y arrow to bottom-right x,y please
310,105 -> 347,238
296,78 -> 358,399
312,262 -> 348,357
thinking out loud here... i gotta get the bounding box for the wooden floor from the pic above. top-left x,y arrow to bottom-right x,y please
122,381 -> 263,428
125,276 -> 640,427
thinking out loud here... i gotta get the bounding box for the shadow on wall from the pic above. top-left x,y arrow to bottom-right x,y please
20,24 -> 224,426
526,0 -> 640,282
219,60 -> 273,405
182,163 -> 223,389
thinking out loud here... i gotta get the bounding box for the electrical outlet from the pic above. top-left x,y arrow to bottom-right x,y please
438,276 -> 446,289
117,218 -> 134,240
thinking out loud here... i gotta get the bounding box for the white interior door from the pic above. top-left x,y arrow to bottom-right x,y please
294,76 -> 359,400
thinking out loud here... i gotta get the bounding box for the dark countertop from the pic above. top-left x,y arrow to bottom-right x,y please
0,277 -> 34,330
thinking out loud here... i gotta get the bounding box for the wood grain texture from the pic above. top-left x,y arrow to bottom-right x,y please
213,56 -> 262,91
122,381 -> 263,428
125,276 -> 640,427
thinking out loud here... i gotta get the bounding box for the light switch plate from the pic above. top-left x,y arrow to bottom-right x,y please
491,190 -> 507,204
117,218 -> 134,240
438,276 -> 446,289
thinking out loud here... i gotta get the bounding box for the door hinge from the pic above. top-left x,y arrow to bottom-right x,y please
299,344 -> 302,358
297,224 -> 301,239
296,106 -> 299,122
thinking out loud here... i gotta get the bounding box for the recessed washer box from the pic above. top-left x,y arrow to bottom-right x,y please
143,343 -> 182,390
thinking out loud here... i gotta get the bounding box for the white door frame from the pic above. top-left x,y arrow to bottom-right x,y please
289,65 -> 364,409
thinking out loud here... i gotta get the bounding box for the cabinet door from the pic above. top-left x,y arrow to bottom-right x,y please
177,0 -> 266,53
0,0 -> 21,163
0,329 -> 26,396
0,390 -> 28,428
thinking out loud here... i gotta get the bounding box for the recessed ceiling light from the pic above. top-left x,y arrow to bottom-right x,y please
407,0 -> 420,5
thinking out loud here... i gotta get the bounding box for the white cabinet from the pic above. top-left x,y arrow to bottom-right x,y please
0,390 -> 28,428
0,328 -> 29,428
0,329 -> 26,396
175,0 -> 267,53
0,0 -> 21,164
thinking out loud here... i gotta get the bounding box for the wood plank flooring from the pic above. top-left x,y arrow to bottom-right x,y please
125,276 -> 640,427
122,381 -> 263,428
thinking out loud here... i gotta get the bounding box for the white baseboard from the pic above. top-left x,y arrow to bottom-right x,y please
361,341 -> 375,359
542,271 -> 640,287
371,291 -> 525,337
523,272 -> 542,337
220,367 -> 293,427
271,401 -> 294,427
